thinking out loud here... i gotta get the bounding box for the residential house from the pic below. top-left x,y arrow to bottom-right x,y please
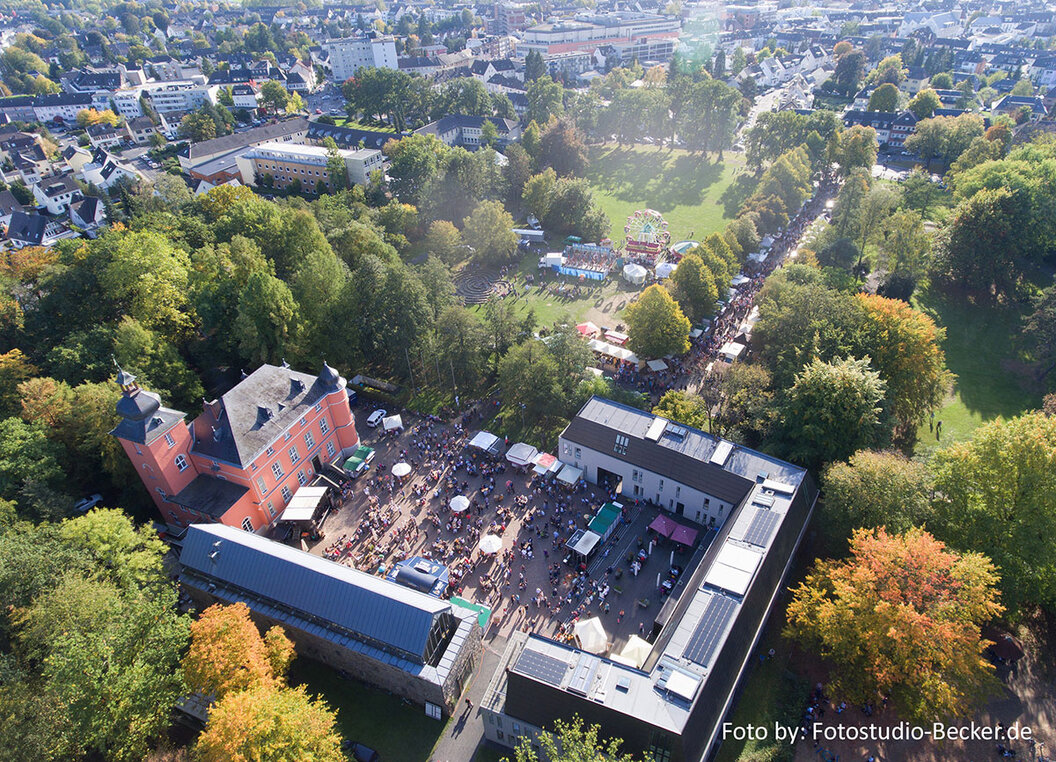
86,122 -> 129,150
69,195 -> 107,230
33,92 -> 94,124
993,94 -> 1048,121
0,189 -> 25,227
126,116 -> 158,145
32,174 -> 82,214
5,211 -> 75,248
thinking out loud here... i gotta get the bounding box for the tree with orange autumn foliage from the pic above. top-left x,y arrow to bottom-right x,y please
855,293 -> 952,435
194,683 -> 344,762
182,602 -> 294,700
0,245 -> 58,284
785,527 -> 1002,722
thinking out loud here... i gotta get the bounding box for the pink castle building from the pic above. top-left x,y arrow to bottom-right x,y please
111,362 -> 359,532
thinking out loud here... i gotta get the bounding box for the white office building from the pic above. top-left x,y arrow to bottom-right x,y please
323,33 -> 398,81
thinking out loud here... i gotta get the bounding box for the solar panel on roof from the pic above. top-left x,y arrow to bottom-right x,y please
683,594 -> 738,667
515,648 -> 567,686
744,510 -> 781,547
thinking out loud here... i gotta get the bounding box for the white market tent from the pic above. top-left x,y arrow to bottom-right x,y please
571,529 -> 601,556
718,341 -> 746,363
574,616 -> 609,655
382,414 -> 403,432
505,442 -> 539,467
279,485 -> 328,523
654,261 -> 677,280
622,263 -> 647,285
450,495 -> 470,513
469,430 -> 504,456
478,534 -> 503,554
646,359 -> 668,372
731,274 -> 751,288
616,634 -> 653,668
557,463 -> 584,486
391,462 -> 411,478
532,452 -> 561,476
542,252 -> 563,267
747,250 -> 769,264
588,339 -> 640,367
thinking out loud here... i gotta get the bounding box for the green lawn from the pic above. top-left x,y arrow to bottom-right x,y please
584,144 -> 746,244
912,286 -> 1042,453
289,660 -> 445,762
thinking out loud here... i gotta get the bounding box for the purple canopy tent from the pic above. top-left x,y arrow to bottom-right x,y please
648,514 -> 677,538
670,524 -> 698,546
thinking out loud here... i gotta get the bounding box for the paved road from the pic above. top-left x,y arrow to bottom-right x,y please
430,634 -> 508,762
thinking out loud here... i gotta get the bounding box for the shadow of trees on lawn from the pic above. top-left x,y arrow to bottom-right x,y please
585,146 -> 729,210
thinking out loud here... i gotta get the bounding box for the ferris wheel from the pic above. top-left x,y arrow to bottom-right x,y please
624,209 -> 671,248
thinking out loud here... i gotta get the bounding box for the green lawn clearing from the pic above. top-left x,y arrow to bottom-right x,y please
584,144 -> 746,244
289,660 -> 445,762
912,285 -> 1042,453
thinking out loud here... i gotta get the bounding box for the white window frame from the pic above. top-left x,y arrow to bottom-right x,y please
241,517 -> 254,532
272,462 -> 284,480
288,445 -> 300,465
319,417 -> 329,435
175,454 -> 188,472
297,470 -> 308,486
164,432 -> 175,448
281,485 -> 292,503
304,431 -> 315,449
326,441 -> 336,458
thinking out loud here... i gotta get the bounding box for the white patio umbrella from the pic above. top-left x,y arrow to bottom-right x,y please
478,534 -> 503,554
391,462 -> 411,478
450,495 -> 470,513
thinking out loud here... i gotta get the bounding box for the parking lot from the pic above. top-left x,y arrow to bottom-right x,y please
309,402 -> 712,654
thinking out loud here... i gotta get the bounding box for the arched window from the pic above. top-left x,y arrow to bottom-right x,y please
175,454 -> 188,472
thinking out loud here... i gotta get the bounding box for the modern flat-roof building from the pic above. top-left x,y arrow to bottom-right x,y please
177,117 -> 309,172
323,33 -> 398,81
111,362 -> 360,533
481,397 -> 818,761
235,141 -> 384,192
179,523 -> 482,716
521,12 -> 681,65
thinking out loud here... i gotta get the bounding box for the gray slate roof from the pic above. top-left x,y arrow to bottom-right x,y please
182,117 -> 308,162
179,523 -> 450,662
191,363 -> 339,467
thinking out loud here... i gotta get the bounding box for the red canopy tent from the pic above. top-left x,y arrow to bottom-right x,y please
648,514 -> 677,538
670,524 -> 698,546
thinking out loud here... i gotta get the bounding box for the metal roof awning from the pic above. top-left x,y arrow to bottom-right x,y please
279,485 -> 328,523
646,359 -> 668,372
382,414 -> 403,432
532,452 -> 560,475
567,529 -> 601,557
469,431 -> 503,456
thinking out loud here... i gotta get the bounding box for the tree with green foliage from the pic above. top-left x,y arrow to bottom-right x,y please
383,133 -> 446,207
178,108 -> 217,142
537,118 -> 587,177
463,200 -> 517,265
867,82 -> 900,112
498,339 -> 563,422
423,219 -> 464,265
908,88 -> 941,119
0,416 -> 67,518
522,168 -> 557,220
526,75 -> 564,125
667,253 -> 718,323
829,125 -> 878,176
652,390 -> 711,431
524,50 -> 546,82
322,136 -> 347,192
786,527 -> 1002,724
514,716 -> 639,762
233,270 -> 300,366
930,412 -> 1056,612
821,450 -> 933,548
623,285 -> 691,360
543,177 -> 610,242
259,79 -> 291,112
778,356 -> 888,470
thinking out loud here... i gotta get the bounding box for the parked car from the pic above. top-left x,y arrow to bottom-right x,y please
341,741 -> 380,762
366,409 -> 387,428
74,493 -> 103,512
